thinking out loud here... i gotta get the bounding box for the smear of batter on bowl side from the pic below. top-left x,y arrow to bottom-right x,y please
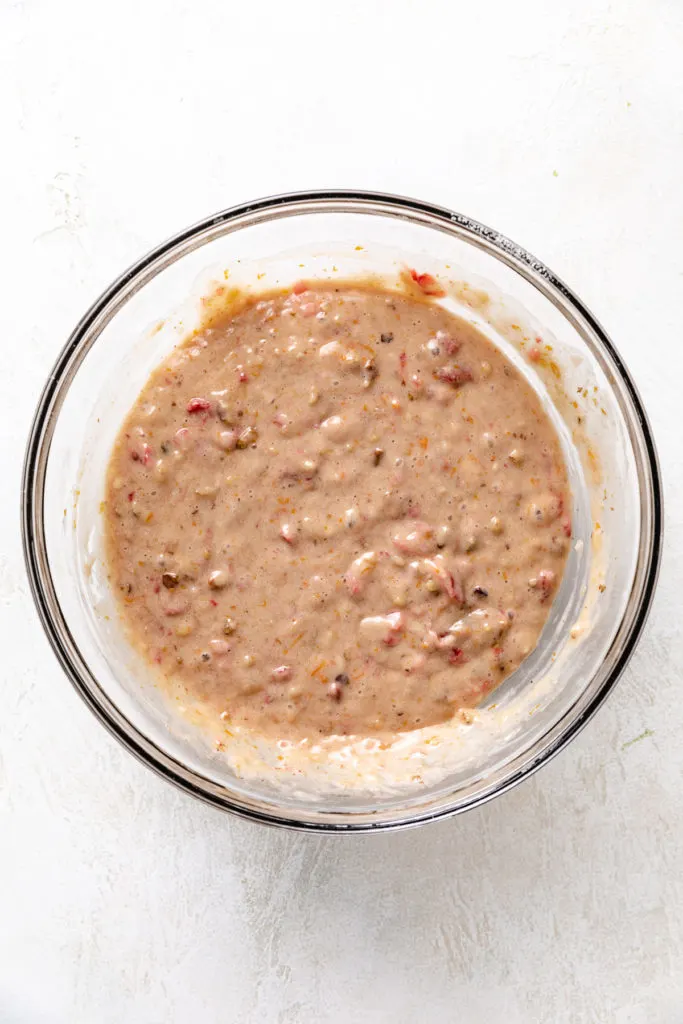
104,282 -> 571,740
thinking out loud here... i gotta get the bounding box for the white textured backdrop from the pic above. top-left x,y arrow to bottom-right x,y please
1,1 -> 681,1021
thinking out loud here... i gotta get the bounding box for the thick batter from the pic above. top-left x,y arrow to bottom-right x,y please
105,283 -> 571,739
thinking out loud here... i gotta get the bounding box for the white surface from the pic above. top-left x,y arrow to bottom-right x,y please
1,1 -> 681,1021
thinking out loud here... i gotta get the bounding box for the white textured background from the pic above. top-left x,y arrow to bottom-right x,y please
1,1 -> 681,1021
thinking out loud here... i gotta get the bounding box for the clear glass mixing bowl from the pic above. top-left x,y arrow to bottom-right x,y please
21,190 -> 662,832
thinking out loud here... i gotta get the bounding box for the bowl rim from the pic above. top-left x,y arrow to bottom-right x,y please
21,188 -> 663,833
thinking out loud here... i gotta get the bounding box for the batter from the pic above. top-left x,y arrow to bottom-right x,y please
104,282 -> 571,738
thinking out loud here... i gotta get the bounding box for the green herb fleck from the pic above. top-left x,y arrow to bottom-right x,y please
621,728 -> 654,750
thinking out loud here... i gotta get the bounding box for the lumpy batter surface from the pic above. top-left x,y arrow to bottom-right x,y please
105,284 -> 571,739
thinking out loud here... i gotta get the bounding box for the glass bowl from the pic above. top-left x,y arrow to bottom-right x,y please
21,190 -> 662,833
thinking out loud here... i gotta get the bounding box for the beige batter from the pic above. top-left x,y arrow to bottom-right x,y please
105,283 -> 571,739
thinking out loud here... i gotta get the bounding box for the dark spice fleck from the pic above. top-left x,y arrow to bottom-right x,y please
373,448 -> 385,466
160,441 -> 170,454
201,652 -> 211,662
162,572 -> 179,589
473,585 -> 488,598
380,332 -> 394,344
335,673 -> 350,685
